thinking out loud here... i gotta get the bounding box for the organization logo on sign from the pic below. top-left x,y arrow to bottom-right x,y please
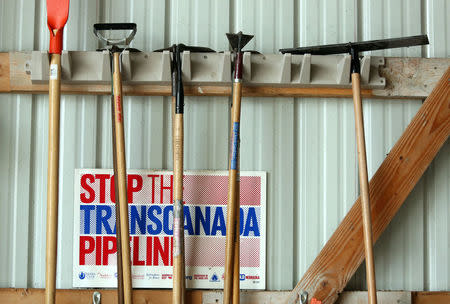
209,273 -> 220,282
79,271 -> 96,280
240,274 -> 246,281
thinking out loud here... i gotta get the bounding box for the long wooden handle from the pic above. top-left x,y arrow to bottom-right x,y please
224,81 -> 242,304
112,92 -> 124,304
231,92 -> 241,304
113,52 -> 133,304
45,53 -> 61,304
232,180 -> 240,304
352,73 -> 377,304
172,96 -> 176,169
173,110 -> 186,304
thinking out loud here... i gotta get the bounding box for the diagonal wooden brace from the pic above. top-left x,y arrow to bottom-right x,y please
287,67 -> 450,304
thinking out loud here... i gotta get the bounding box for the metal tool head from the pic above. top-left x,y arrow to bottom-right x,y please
177,44 -> 216,53
279,35 -> 429,55
93,23 -> 137,47
174,44 -> 184,113
154,44 -> 215,53
46,0 -> 70,54
95,47 -> 140,53
226,31 -> 254,53
154,44 -> 215,73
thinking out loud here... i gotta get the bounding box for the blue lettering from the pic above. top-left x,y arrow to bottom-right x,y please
80,205 -> 95,234
239,207 -> 244,235
163,205 -> 173,235
96,205 -> 113,234
147,205 -> 162,234
195,206 -> 210,235
184,206 -> 194,235
130,205 -> 146,234
244,207 -> 260,236
211,207 -> 226,236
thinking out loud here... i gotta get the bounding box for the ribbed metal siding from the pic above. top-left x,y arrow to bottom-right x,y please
0,0 -> 448,291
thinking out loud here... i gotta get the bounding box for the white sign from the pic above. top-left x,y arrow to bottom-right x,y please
73,169 -> 266,289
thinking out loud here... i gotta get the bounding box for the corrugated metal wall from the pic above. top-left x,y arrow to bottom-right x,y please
0,0 -> 448,291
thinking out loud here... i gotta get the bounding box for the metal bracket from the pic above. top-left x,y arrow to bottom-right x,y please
92,291 -> 101,304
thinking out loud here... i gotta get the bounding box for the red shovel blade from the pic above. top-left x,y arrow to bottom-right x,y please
47,0 -> 70,54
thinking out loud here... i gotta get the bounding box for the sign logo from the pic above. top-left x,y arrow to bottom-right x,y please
79,272 -> 85,280
240,273 -> 245,281
210,273 -> 220,282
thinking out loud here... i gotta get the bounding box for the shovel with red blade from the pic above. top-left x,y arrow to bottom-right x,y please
45,0 -> 69,303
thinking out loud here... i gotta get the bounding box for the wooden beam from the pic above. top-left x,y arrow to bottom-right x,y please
375,57 -> 450,98
286,68 -> 450,304
0,289 -> 448,304
0,289 -> 203,304
412,292 -> 450,304
1,52 -> 448,98
0,53 -> 11,92
336,291 -> 411,304
203,291 -> 290,304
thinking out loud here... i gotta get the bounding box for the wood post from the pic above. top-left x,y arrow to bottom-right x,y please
232,184 -> 240,304
172,110 -> 186,304
111,80 -> 124,304
45,53 -> 61,304
112,52 -> 133,304
224,81 -> 242,304
351,73 -> 377,304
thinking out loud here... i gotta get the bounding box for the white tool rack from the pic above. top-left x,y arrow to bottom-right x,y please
30,50 -> 385,89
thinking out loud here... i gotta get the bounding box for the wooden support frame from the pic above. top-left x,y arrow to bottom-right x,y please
286,68 -> 450,304
0,52 -> 448,99
1,53 -> 448,303
0,289 -> 448,304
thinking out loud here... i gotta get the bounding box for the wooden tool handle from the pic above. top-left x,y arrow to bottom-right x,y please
232,180 -> 240,304
173,111 -> 186,304
352,73 -> 377,304
45,53 -> 61,304
111,93 -> 124,304
224,81 -> 242,304
112,52 -> 133,304
172,96 -> 176,171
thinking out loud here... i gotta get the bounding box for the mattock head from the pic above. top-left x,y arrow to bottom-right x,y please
226,31 -> 254,53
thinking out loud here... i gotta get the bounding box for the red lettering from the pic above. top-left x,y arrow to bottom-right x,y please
102,236 -> 116,265
127,174 -> 143,203
170,236 -> 173,266
80,174 -> 95,204
154,236 -> 170,266
146,236 -> 152,266
96,236 -> 102,265
160,175 -> 173,204
110,175 -> 116,203
132,236 -> 145,265
95,174 -> 110,204
79,236 -> 95,265
147,175 -> 159,204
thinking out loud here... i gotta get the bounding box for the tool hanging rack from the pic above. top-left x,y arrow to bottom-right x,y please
1,51 -> 448,98
29,50 -> 385,88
